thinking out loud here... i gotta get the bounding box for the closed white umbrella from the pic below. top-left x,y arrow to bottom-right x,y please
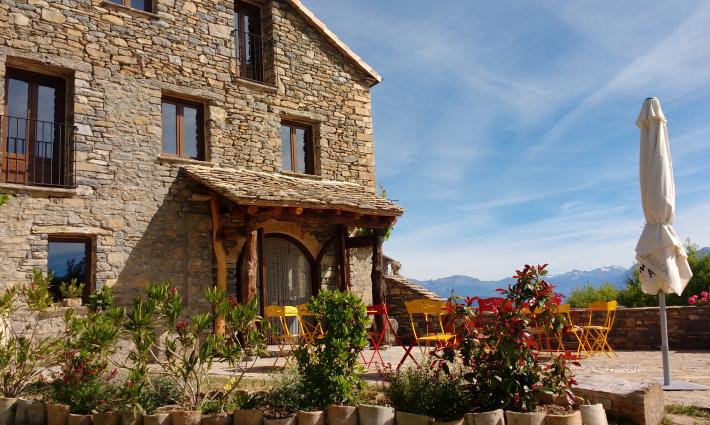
635,97 -> 705,391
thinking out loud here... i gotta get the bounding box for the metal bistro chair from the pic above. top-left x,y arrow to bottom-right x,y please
296,303 -> 324,345
581,300 -> 617,357
264,305 -> 300,366
556,303 -> 587,358
403,299 -> 456,358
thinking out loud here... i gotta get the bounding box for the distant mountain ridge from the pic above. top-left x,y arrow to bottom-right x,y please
414,266 -> 630,299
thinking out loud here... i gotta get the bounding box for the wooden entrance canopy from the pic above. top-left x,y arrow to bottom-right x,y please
181,165 -> 403,324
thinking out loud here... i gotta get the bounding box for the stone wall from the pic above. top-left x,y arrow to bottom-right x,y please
0,0 -> 380,308
570,305 -> 710,350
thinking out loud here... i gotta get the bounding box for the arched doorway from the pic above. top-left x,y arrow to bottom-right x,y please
262,234 -> 315,308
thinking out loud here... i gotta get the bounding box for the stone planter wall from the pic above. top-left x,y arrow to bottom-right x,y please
571,304 -> 710,350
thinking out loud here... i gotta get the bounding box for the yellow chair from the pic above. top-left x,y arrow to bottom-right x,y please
264,305 -> 300,366
296,304 -> 324,345
556,304 -> 586,357
581,301 -> 617,357
405,299 -> 456,355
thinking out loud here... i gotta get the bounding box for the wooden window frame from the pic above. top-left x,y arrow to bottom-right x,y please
109,0 -> 153,12
47,236 -> 93,303
161,96 -> 205,161
281,121 -> 315,175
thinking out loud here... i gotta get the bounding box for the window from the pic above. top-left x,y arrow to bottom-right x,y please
234,1 -> 270,82
108,0 -> 152,12
280,122 -> 315,174
48,237 -> 92,303
2,68 -> 72,187
161,97 -> 205,160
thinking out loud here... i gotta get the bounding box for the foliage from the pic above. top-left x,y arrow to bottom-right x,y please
293,290 -> 369,410
384,362 -> 470,421
0,193 -> 9,208
618,240 -> 710,307
567,283 -> 619,308
665,404 -> 710,418
23,269 -> 55,311
89,286 -> 114,313
264,367 -> 302,418
687,290 -> 708,306
437,264 -> 576,413
139,377 -> 184,414
59,278 -> 85,300
0,283 -> 63,397
355,185 -> 393,241
52,350 -> 120,414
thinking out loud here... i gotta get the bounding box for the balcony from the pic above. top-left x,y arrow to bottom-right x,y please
0,115 -> 75,189
233,29 -> 275,85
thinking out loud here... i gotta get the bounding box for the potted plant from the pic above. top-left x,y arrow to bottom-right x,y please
577,403 -> 607,425
59,279 -> 85,307
139,378 -> 183,425
232,392 -> 264,425
292,291 -> 369,425
262,369 -> 299,425
0,275 -> 62,425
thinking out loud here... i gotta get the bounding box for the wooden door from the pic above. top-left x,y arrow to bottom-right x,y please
2,77 -> 30,183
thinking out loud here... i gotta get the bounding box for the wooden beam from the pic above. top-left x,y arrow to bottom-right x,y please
246,205 -> 259,214
228,205 -> 396,229
257,228 -> 266,316
371,229 -> 385,331
210,193 -> 227,336
338,225 -> 350,291
191,193 -> 211,202
241,222 -> 258,304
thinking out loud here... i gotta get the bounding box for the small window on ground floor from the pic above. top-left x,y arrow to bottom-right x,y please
48,237 -> 92,303
161,96 -> 205,160
108,0 -> 152,12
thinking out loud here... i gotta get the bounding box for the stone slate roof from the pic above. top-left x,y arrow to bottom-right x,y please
182,165 -> 403,216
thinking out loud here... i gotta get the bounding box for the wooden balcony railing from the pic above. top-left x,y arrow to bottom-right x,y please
0,115 -> 75,188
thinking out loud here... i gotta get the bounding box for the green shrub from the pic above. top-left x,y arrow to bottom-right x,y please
59,278 -> 85,300
293,290 -> 369,410
264,367 -> 302,418
567,283 -> 619,308
140,377 -> 184,414
89,286 -> 114,313
385,363 -> 470,421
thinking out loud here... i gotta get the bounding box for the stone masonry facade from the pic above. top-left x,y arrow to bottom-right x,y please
0,0 -> 387,310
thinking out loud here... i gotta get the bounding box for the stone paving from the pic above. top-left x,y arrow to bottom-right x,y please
212,347 -> 710,409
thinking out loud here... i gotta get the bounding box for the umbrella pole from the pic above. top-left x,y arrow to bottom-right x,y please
658,291 -> 671,386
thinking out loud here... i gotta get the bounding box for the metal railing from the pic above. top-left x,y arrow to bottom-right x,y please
0,115 -> 75,188
233,29 -> 275,84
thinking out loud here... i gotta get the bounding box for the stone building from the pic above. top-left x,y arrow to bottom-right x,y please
0,0 -> 403,313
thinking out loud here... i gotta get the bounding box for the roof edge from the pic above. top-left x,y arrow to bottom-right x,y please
284,0 -> 382,86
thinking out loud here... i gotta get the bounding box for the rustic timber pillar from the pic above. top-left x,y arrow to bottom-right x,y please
241,220 -> 259,304
209,193 -> 227,336
371,228 -> 385,330
338,225 -> 350,291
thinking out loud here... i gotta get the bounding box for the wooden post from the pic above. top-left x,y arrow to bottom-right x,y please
209,193 -> 227,336
338,225 -> 350,291
371,229 -> 385,330
241,221 -> 258,304
257,228 -> 266,316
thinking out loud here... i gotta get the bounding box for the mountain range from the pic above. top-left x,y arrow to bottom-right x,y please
414,266 -> 631,299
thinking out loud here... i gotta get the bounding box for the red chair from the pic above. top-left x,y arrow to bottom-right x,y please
360,304 -> 413,368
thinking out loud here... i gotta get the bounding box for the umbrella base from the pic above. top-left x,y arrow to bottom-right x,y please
661,380 -> 710,391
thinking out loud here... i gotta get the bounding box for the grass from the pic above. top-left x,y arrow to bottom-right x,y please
666,404 -> 710,418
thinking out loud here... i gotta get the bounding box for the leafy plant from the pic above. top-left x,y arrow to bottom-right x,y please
23,269 -> 55,311
264,367 -> 302,418
437,264 -> 576,413
89,286 -> 114,313
139,377 -> 184,414
60,278 -> 85,300
293,290 -> 370,410
384,362 -> 470,421
567,283 -> 619,308
0,193 -> 9,207
0,284 -> 63,397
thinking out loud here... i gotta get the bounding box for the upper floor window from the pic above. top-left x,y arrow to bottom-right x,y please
161,97 -> 205,161
2,68 -> 73,188
280,122 -> 315,175
234,1 -> 272,83
108,0 -> 152,13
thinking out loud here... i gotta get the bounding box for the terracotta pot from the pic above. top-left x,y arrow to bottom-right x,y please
435,419 -> 464,425
505,411 -> 545,425
0,397 -> 18,425
395,411 -> 432,425
13,399 -> 33,425
67,414 -> 93,425
25,401 -> 46,425
170,411 -> 201,425
262,416 -> 296,425
232,409 -> 262,425
200,414 -> 228,425
93,413 -> 120,425
142,413 -> 171,425
60,298 -> 83,308
578,405 -> 607,425
296,411 -> 324,425
121,411 -> 143,425
465,409 -> 505,425
46,404 -> 70,425
326,405 -> 357,425
545,410 -> 581,425
356,405 -> 394,425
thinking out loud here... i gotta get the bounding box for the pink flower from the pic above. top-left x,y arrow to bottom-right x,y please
176,320 -> 187,331
170,287 -> 178,296
688,297 -> 697,305
701,291 -> 708,298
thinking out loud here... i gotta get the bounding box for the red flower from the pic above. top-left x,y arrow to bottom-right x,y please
176,320 -> 187,331
170,287 -> 178,296
688,297 -> 697,305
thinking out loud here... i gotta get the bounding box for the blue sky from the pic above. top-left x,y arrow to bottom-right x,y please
303,0 -> 710,280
